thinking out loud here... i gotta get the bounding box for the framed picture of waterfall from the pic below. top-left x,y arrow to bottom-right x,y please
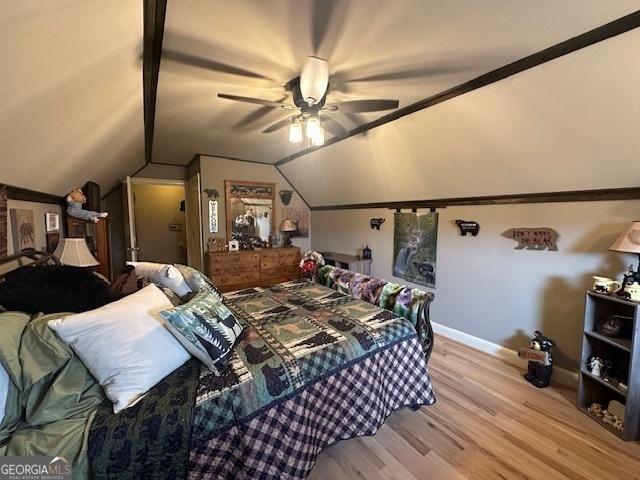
392,212 -> 438,287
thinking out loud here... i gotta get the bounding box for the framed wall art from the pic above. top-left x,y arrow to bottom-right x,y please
10,208 -> 36,252
393,212 -> 438,287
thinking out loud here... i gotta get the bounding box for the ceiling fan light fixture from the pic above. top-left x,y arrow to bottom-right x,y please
289,117 -> 303,143
300,56 -> 328,106
311,124 -> 324,146
305,116 -> 321,140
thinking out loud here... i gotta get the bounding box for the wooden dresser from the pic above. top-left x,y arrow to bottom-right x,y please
207,247 -> 301,292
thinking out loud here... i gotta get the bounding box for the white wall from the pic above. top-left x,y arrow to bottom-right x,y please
198,156 -> 310,253
311,200 -> 640,370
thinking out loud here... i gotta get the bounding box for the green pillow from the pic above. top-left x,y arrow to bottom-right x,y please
159,291 -> 243,373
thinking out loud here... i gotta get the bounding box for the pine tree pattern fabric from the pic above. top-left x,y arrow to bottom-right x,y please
159,291 -> 243,372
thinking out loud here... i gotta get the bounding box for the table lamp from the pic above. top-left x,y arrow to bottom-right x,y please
280,219 -> 297,247
609,221 -> 640,285
53,238 -> 99,267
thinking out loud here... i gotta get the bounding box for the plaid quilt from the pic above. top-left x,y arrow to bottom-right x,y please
188,279 -> 435,479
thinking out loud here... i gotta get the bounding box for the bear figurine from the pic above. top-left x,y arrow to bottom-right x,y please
524,330 -> 555,388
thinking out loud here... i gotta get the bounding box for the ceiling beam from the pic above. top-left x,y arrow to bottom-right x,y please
310,187 -> 640,211
276,10 -> 640,167
143,0 -> 168,164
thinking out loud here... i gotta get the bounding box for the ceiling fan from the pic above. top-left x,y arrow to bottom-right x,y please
217,57 -> 399,145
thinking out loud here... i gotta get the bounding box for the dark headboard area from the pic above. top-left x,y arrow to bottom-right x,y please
0,186 -> 6,258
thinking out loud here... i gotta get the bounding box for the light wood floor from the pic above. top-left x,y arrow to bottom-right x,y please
309,335 -> 640,480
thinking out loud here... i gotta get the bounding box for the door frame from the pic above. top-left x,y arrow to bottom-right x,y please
125,177 -> 188,263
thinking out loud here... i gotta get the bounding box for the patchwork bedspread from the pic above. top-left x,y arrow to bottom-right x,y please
188,279 -> 435,479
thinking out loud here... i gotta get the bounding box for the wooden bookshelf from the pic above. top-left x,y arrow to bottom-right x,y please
578,292 -> 640,441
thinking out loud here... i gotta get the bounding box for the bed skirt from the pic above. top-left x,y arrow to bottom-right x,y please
188,337 -> 435,479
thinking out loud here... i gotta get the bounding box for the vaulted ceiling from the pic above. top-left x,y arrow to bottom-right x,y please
152,0 -> 640,166
1,1 -> 639,198
1,0 -> 144,195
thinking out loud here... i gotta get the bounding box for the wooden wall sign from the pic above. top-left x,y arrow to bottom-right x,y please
502,227 -> 559,251
454,219 -> 480,236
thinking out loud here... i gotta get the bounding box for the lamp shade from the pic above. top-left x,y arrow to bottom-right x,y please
54,238 -> 99,267
280,219 -> 297,233
609,221 -> 640,254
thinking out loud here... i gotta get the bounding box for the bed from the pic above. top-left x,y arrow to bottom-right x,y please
1,254 -> 435,479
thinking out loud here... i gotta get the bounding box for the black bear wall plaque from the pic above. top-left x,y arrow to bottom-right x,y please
454,220 -> 480,236
370,218 -> 385,230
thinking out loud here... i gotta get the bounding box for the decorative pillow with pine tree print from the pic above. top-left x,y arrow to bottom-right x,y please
159,290 -> 243,373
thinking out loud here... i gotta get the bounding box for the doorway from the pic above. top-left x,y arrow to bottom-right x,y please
130,179 -> 187,264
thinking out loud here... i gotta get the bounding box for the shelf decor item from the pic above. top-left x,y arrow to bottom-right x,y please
609,221 -> 640,287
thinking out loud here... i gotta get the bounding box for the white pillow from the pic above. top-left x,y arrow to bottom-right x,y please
127,261 -> 192,297
0,363 -> 8,424
48,284 -> 190,413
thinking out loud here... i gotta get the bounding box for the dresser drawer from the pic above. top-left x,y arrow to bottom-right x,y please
214,271 -> 261,288
209,262 -> 257,275
261,266 -> 299,282
261,249 -> 300,269
211,252 -> 260,266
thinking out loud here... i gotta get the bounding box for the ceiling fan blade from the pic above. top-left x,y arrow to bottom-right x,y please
262,115 -> 298,133
311,0 -> 340,56
319,115 -> 347,137
163,49 -> 271,80
218,93 -> 294,109
233,96 -> 289,130
330,99 -> 399,113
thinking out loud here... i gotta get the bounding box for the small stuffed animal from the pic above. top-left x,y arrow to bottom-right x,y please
66,188 -> 108,223
524,330 -> 555,388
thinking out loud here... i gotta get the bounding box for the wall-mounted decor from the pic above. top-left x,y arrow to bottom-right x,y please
45,212 -> 60,253
393,212 -> 438,287
225,180 -> 275,242
0,187 -> 7,257
454,219 -> 480,236
204,188 -> 219,199
208,199 -> 219,233
282,206 -> 309,238
10,208 -> 36,252
279,189 -> 294,206
502,227 -> 559,250
370,218 -> 385,230
168,223 -> 183,232
45,213 -> 60,232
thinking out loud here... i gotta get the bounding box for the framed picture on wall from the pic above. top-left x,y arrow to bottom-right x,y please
45,212 -> 60,232
10,208 -> 36,252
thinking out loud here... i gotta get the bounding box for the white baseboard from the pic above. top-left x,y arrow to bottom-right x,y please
432,322 -> 579,389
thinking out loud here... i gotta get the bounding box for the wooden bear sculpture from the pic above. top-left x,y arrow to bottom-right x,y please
520,330 -> 556,388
